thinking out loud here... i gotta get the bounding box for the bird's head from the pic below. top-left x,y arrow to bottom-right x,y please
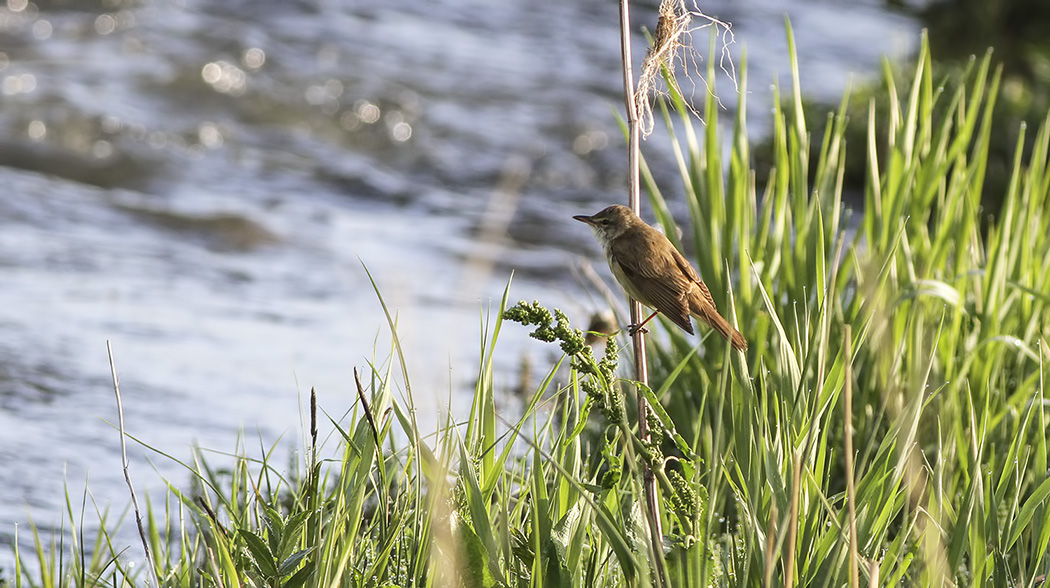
572,204 -> 638,244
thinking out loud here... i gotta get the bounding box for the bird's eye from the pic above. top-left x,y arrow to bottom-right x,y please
600,219 -> 610,225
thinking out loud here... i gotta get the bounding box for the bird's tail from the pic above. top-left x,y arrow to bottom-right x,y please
691,303 -> 748,352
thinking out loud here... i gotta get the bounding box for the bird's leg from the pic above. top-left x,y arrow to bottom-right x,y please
627,311 -> 659,336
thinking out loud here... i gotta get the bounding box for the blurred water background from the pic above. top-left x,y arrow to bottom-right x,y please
0,0 -> 917,566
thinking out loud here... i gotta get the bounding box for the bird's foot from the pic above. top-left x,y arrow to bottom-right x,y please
626,311 -> 659,336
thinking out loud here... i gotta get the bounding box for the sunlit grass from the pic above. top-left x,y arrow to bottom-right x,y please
642,28 -> 1049,587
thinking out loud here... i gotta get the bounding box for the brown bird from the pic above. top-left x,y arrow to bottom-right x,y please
574,204 -> 747,351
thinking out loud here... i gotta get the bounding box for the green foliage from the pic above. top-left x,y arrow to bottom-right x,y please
641,26 -> 1050,587
6,25 -> 1050,588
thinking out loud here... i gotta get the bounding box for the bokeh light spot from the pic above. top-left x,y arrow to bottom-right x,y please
95,14 -> 116,35
92,140 -> 113,159
2,73 -> 36,95
243,47 -> 265,69
32,19 -> 52,39
391,122 -> 412,142
201,61 -> 246,95
27,120 -> 45,140
198,122 -> 223,148
356,100 -> 380,124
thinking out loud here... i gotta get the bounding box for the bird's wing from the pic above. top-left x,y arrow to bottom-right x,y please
669,245 -> 718,310
610,228 -> 695,334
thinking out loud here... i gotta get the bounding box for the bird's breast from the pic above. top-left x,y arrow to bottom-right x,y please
608,254 -> 652,307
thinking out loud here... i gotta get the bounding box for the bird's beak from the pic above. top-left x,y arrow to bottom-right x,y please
573,214 -> 595,225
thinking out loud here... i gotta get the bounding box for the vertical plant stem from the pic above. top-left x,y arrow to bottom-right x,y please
784,452 -> 801,588
844,325 -> 859,588
107,341 -> 161,588
618,0 -> 666,585
764,502 -> 778,588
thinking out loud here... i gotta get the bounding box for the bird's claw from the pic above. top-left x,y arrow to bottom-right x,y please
626,324 -> 649,336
